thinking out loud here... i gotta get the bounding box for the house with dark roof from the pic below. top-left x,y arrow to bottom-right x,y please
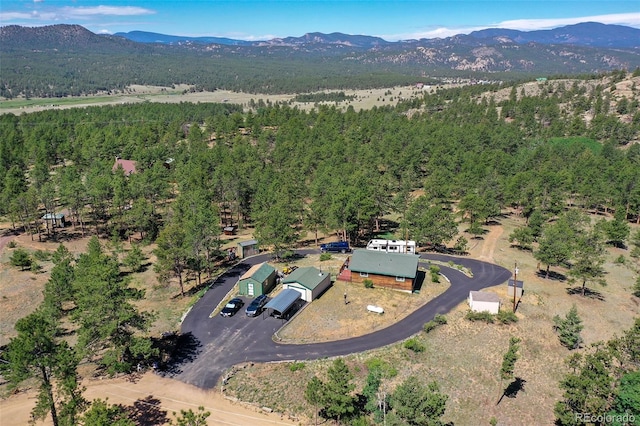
346,249 -> 420,292
237,262 -> 276,297
112,157 -> 137,176
282,266 -> 331,302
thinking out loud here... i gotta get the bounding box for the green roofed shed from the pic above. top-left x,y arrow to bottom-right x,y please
237,262 -> 276,297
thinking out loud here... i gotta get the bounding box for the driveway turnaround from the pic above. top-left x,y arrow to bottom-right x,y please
171,250 -> 512,389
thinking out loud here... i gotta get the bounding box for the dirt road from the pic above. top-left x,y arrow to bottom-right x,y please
0,372 -> 297,426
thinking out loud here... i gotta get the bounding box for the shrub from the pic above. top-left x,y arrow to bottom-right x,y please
7,241 -> 17,248
423,321 -> 438,333
429,265 -> 440,283
363,279 -> 374,289
614,255 -> 625,264
33,250 -> 51,262
465,310 -> 495,323
496,310 -> 518,324
10,248 -> 32,271
319,252 -> 332,261
423,315 -> 447,333
404,337 -> 426,352
289,361 -> 306,372
434,314 -> 447,325
633,276 -> 640,298
364,357 -> 398,377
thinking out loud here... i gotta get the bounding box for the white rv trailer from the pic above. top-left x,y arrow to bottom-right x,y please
365,239 -> 416,254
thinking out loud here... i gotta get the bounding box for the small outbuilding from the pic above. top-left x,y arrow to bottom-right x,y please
282,267 -> 331,302
237,262 -> 277,297
468,291 -> 501,314
237,239 -> 259,258
41,213 -> 66,228
507,279 -> 524,298
347,249 -> 419,292
264,288 -> 301,318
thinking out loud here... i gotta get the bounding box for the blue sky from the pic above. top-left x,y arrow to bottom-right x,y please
1,1 -> 639,41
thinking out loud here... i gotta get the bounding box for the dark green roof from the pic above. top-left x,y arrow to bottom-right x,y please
283,266 -> 330,290
349,249 -> 419,278
239,262 -> 275,283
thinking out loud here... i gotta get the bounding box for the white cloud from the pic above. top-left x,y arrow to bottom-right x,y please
0,5 -> 155,25
496,12 -> 640,31
60,6 -> 155,18
1,12 -> 35,20
383,12 -> 640,41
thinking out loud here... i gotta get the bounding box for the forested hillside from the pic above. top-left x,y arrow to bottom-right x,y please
1,71 -> 639,256
2,23 -> 640,98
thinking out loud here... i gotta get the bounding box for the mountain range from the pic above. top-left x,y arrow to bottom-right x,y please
113,22 -> 640,49
1,22 -> 639,98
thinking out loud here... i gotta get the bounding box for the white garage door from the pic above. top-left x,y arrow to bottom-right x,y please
284,284 -> 308,302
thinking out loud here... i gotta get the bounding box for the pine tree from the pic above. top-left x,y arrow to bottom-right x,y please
553,305 -> 584,350
323,358 -> 356,423
0,309 -> 85,426
390,376 -> 448,426
42,244 -> 75,317
305,376 -> 324,426
72,237 -> 155,373
500,337 -> 521,381
568,230 -> 607,296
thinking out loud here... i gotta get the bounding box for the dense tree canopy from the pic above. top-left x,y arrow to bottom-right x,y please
0,74 -> 639,283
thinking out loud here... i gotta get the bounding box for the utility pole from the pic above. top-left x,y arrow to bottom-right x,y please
513,261 -> 519,312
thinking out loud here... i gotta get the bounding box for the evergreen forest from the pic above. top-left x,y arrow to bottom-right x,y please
2,72 -> 640,253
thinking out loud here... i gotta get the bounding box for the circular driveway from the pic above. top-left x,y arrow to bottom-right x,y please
171,250 -> 511,389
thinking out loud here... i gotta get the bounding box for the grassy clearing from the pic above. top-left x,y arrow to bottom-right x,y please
0,85 -> 429,115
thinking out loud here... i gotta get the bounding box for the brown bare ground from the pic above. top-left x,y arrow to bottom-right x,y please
0,372 -> 296,426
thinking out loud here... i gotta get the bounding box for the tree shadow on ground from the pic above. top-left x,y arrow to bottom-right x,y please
125,396 -> 169,425
497,377 -> 526,405
40,228 -> 91,244
161,332 -> 202,376
566,287 -> 605,301
536,269 -> 566,281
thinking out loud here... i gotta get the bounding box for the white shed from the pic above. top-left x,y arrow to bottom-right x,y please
282,267 -> 331,302
468,291 -> 500,314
